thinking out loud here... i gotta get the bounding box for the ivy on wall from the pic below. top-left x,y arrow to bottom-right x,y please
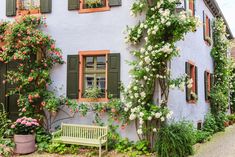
210,18 -> 233,131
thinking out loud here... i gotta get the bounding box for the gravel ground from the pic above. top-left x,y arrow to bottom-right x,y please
192,125 -> 235,157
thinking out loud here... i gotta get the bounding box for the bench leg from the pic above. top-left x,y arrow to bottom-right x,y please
106,142 -> 108,152
99,144 -> 102,157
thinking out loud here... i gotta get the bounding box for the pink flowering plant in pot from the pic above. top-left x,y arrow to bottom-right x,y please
11,117 -> 39,135
11,117 -> 39,154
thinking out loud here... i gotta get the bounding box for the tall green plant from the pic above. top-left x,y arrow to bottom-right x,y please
156,121 -> 195,157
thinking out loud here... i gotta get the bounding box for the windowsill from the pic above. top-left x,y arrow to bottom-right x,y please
78,98 -> 109,102
187,100 -> 197,104
79,6 -> 110,13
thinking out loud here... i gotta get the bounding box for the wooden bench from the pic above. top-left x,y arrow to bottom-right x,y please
52,123 -> 108,157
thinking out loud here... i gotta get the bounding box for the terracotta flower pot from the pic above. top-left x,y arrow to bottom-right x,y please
224,121 -> 229,127
19,10 -> 30,15
14,134 -> 36,154
30,9 -> 39,14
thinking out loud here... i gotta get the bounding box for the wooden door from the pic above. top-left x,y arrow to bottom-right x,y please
0,62 -> 19,120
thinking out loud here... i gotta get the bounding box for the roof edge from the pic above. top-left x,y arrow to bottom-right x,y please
204,0 -> 234,39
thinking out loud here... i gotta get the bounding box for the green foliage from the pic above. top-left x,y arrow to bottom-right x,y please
0,103 -> 12,137
35,127 -> 52,152
84,87 -> 101,99
194,130 -> 211,143
156,121 -> 195,157
214,112 -> 226,132
203,113 -> 217,134
0,138 -> 14,157
47,143 -> 79,155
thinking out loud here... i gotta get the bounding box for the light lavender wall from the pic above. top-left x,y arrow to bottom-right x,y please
169,0 -> 214,125
0,0 -> 216,139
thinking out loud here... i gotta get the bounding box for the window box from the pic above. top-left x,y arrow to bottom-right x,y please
30,9 -> 40,14
79,0 -> 110,13
18,10 -> 30,15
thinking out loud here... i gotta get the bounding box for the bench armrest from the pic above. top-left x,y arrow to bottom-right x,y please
52,130 -> 62,140
98,134 -> 108,141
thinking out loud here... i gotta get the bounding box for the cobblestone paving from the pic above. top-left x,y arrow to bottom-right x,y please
192,125 -> 235,157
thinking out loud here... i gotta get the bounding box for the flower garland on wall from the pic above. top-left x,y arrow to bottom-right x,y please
122,0 -> 199,147
0,16 -> 65,121
210,18 -> 233,127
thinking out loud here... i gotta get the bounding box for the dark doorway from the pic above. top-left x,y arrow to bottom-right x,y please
0,62 -> 19,120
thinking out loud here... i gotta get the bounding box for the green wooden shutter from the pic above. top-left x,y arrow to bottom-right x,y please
204,71 -> 208,101
203,11 -> 206,41
0,63 -> 6,111
185,62 -> 191,102
68,0 -> 79,10
40,0 -> 52,13
108,53 -> 120,98
109,0 -> 121,6
193,0 -> 196,16
6,0 -> 16,17
195,66 -> 198,97
67,55 -> 79,99
210,73 -> 214,88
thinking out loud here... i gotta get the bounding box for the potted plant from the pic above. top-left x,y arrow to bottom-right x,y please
83,87 -> 101,102
44,92 -> 62,117
85,0 -> 103,8
11,117 -> 39,154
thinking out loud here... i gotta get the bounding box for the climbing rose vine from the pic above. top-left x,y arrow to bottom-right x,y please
0,16 -> 64,119
210,18 -> 233,130
122,0 -> 199,147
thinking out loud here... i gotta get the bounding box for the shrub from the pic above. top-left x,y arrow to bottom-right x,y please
203,113 -> 217,134
214,112 -> 226,132
156,121 -> 195,157
194,130 -> 211,143
0,103 -> 12,137
47,143 -> 79,155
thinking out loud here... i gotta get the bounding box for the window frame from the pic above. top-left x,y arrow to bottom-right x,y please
79,0 -> 110,13
16,0 -> 40,16
203,12 -> 212,46
189,0 -> 195,16
205,70 -> 211,102
187,61 -> 197,103
79,50 -> 109,102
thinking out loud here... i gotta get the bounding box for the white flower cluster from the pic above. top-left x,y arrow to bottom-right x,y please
135,108 -> 174,135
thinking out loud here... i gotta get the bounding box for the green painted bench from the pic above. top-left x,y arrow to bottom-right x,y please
52,123 -> 108,157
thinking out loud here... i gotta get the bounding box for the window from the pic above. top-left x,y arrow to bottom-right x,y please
185,62 -> 198,103
204,71 -> 213,102
80,0 -> 110,13
6,0 -> 51,17
83,56 -> 106,97
67,51 -> 120,101
188,0 -> 195,16
17,0 -> 40,15
203,11 -> 212,45
79,50 -> 109,101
